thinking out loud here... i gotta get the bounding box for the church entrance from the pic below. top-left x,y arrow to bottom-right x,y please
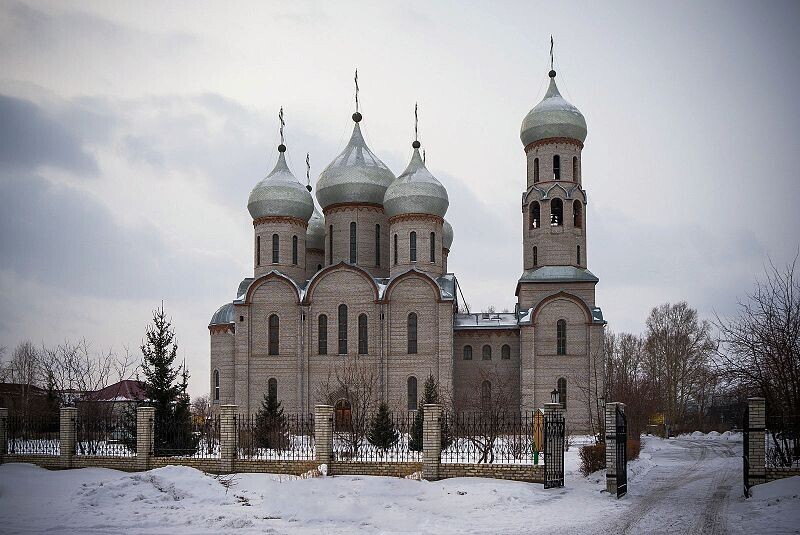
334,399 -> 352,432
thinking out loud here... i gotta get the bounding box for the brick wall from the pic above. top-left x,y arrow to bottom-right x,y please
331,461 -> 421,478
439,463 -> 544,483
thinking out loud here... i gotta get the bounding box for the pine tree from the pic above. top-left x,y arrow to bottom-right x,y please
254,390 -> 288,450
368,402 -> 399,452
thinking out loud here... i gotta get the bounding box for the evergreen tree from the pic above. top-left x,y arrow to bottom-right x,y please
368,401 -> 399,451
409,375 -> 452,451
254,390 -> 288,450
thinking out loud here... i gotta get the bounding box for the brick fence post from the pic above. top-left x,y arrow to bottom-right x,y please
0,407 -> 8,463
747,397 -> 766,488
315,405 -> 334,472
605,402 -> 625,494
423,403 -> 442,481
136,406 -> 154,471
59,407 -> 77,469
220,405 -> 238,473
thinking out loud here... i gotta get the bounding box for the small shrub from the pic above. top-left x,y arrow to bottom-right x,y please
579,443 -> 605,476
626,439 -> 640,461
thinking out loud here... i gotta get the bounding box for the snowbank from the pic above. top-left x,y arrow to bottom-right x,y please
728,476 -> 800,534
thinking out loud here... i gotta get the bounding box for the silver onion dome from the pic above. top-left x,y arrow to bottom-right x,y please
306,204 -> 325,250
520,73 -> 587,147
247,149 -> 315,221
442,219 -> 453,249
209,302 -> 235,326
315,121 -> 396,209
384,147 -> 449,218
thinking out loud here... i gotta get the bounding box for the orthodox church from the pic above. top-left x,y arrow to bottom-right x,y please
209,63 -> 606,432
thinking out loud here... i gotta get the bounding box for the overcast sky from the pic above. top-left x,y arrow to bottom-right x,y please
1,0 -> 798,397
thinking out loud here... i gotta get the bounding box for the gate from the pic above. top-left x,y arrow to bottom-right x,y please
742,405 -> 749,496
616,406 -> 627,498
543,412 -> 565,489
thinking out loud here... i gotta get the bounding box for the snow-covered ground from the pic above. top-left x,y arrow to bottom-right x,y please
0,432 -> 797,534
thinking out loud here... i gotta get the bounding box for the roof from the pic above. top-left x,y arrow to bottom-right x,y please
454,312 -> 520,330
84,380 -> 146,402
0,383 -> 48,396
383,147 -> 449,218
518,266 -> 599,284
247,150 -> 314,221
520,74 -> 587,147
210,302 -> 236,326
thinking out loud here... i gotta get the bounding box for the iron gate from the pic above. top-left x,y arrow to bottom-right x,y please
616,406 -> 627,498
742,405 -> 749,497
543,412 -> 565,489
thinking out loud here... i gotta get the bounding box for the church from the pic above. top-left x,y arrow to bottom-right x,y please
208,63 -> 606,432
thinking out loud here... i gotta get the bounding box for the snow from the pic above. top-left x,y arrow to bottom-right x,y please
728,476 -> 800,534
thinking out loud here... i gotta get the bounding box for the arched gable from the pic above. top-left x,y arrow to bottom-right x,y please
243,271 -> 301,304
531,291 -> 593,324
383,269 -> 442,303
544,183 -> 570,199
303,261 -> 380,304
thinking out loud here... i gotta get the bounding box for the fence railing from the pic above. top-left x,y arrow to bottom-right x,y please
440,411 -> 541,464
766,414 -> 800,469
332,411 -> 421,463
7,413 -> 60,456
237,413 -> 315,461
153,415 -> 221,458
76,412 -> 136,456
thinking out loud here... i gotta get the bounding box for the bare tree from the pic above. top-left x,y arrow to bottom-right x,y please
1,341 -> 42,418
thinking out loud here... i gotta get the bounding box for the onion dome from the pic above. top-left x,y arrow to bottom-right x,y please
306,204 -> 325,250
315,116 -> 396,209
520,71 -> 587,147
247,146 -> 314,222
384,144 -> 449,218
442,219 -> 453,250
209,302 -> 234,326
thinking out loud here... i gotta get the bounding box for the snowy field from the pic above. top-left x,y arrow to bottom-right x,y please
0,433 -> 798,534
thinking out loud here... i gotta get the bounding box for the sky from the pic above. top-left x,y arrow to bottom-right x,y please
0,0 -> 798,397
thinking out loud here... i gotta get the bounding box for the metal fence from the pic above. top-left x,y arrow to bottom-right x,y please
440,411 -> 542,464
237,413 -> 315,461
76,412 -> 136,456
153,415 -> 221,458
333,410 -> 421,463
766,414 -> 800,469
7,413 -> 60,456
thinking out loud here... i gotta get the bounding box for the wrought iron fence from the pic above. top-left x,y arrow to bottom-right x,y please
333,410 -> 421,463
440,411 -> 541,464
766,414 -> 800,469
237,413 -> 315,461
76,411 -> 136,456
7,413 -> 60,456
153,415 -> 220,458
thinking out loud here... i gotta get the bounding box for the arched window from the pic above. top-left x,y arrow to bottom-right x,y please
407,376 -> 418,410
573,200 -> 583,228
482,344 -> 492,360
463,345 -> 473,360
551,199 -> 563,226
335,399 -> 352,431
557,319 -> 567,355
501,344 -> 511,360
292,235 -> 298,265
530,201 -> 540,229
349,222 -> 357,264
338,304 -> 348,354
407,312 -> 418,354
577,245 -> 581,265
557,377 -> 567,409
358,313 -> 368,354
213,369 -> 220,401
256,236 -> 261,266
375,224 -> 381,266
553,155 -> 561,180
481,380 -> 492,409
268,314 -> 279,355
533,157 -> 539,183
318,314 -> 328,355
410,231 -> 417,262
272,234 -> 279,263
393,234 -> 398,265
572,156 -> 578,181
430,232 -> 436,262
328,225 -> 333,265
268,377 -> 278,403
533,246 -> 538,266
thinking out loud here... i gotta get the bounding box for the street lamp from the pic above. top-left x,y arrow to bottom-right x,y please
551,388 -> 559,404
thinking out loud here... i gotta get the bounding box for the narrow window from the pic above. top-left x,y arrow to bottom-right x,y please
463,345 -> 473,360
268,377 -> 278,404
572,156 -> 578,181
557,319 -> 567,355
481,380 -> 492,409
317,264 -> 322,271
530,201 -> 540,229
577,245 -> 581,265
256,236 -> 261,266
358,313 -> 368,354
375,224 -> 381,266
573,200 -> 583,228
338,304 -> 348,354
553,155 -> 561,180
272,234 -> 279,263
407,312 -> 418,354
557,377 -> 567,409
213,369 -> 220,401
409,231 -> 417,262
349,222 -> 357,264
533,246 -> 538,266
393,234 -> 398,265
268,314 -> 279,355
533,157 -> 539,183
328,225 -> 333,265
501,344 -> 511,360
551,199 -> 563,226
292,235 -> 298,265
430,232 -> 436,263
318,314 -> 328,355
482,344 -> 492,360
407,376 -> 418,410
